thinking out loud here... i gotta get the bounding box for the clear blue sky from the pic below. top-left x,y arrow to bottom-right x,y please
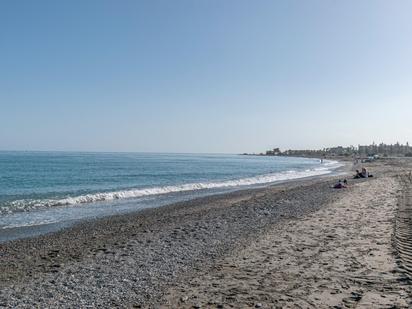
1,0 -> 411,153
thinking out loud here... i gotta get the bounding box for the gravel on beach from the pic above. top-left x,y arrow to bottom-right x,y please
1,158 -> 411,308
1,176 -> 343,308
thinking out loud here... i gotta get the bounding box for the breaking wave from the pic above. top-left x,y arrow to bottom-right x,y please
0,161 -> 341,215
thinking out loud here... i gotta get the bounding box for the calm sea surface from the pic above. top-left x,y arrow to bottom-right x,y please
0,152 -> 340,239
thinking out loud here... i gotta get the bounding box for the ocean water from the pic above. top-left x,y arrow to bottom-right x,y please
0,152 -> 341,238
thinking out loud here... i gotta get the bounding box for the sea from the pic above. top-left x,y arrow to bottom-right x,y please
0,151 -> 342,241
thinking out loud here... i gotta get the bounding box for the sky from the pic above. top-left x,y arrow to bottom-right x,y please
1,0 -> 411,153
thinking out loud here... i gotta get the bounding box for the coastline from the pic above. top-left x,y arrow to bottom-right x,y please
1,159 -> 411,307
0,158 -> 346,243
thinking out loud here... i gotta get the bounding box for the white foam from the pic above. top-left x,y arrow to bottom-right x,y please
1,160 -> 342,215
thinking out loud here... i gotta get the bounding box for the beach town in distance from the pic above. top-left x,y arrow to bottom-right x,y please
244,142 -> 412,159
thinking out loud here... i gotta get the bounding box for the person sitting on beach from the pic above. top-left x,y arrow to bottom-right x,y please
353,170 -> 362,179
361,167 -> 374,178
353,168 -> 373,179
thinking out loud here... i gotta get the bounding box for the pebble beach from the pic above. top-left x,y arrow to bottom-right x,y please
1,158 -> 411,308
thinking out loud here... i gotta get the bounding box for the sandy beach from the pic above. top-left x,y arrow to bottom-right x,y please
2,1 -> 411,307
163,165 -> 412,308
1,158 -> 412,308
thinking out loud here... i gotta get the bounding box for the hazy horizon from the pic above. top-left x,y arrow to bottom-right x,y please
1,1 -> 411,153
1,140 -> 411,155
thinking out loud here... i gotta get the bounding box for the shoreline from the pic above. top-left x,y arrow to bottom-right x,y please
0,160 -> 347,243
1,159 -> 410,307
0,170 -> 348,306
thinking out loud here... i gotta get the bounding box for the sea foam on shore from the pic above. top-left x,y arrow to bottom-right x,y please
0,153 -> 343,234
2,161 -> 340,215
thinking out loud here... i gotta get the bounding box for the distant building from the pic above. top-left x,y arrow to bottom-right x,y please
358,142 -> 412,156
266,148 -> 281,156
264,142 -> 412,158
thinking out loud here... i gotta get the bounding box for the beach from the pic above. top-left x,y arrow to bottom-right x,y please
1,158 -> 411,308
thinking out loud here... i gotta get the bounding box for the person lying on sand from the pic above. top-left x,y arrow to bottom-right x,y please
333,179 -> 347,189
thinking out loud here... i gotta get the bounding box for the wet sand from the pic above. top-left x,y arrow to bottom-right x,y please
1,158 -> 411,308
